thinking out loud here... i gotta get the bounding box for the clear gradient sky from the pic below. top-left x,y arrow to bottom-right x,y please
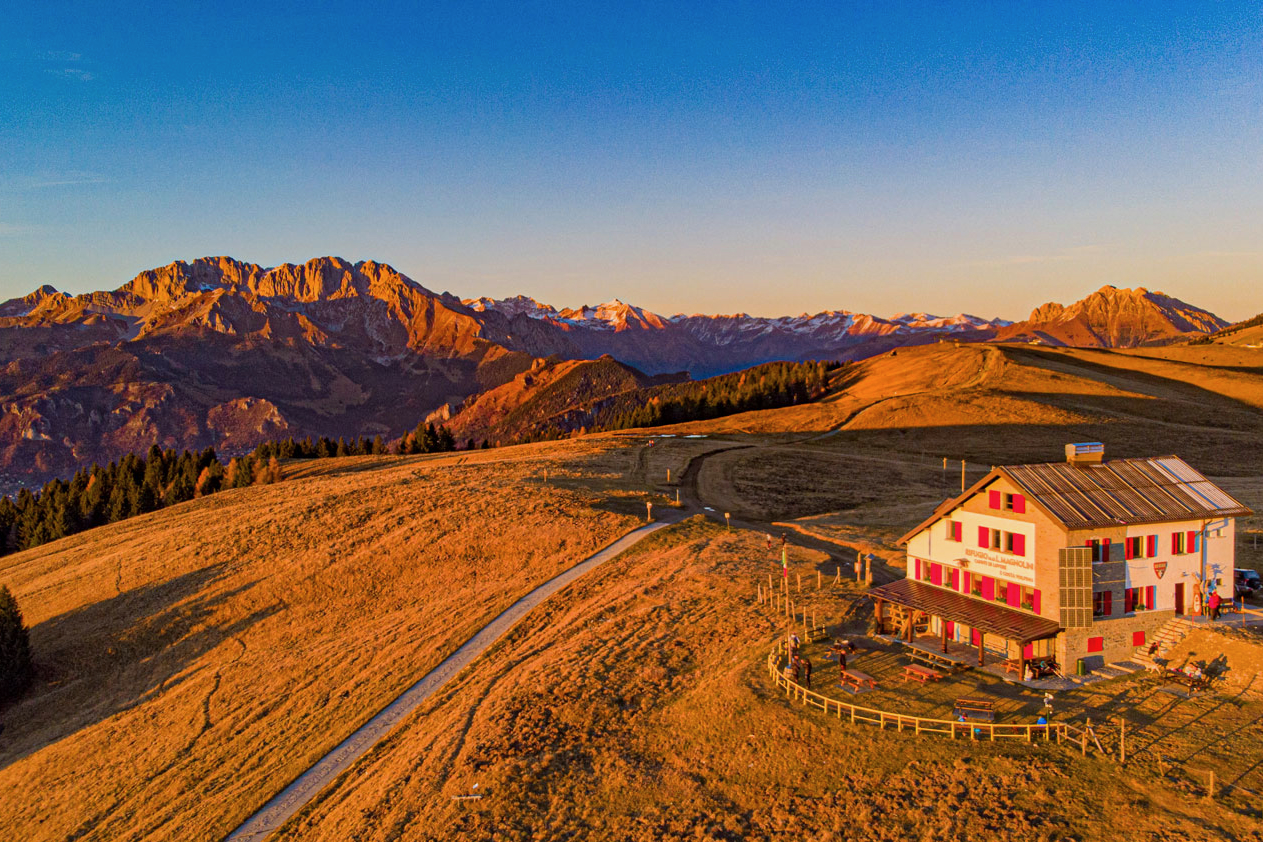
2,2 -> 1261,320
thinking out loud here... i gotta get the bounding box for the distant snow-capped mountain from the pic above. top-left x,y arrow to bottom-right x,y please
464,295 -> 1011,375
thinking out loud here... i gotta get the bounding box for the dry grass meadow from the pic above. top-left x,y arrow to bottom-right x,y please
3,341 -> 1263,840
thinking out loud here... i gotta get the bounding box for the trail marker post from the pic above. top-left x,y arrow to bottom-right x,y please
961,460 -> 966,493
646,501 -> 653,522
725,512 -> 731,530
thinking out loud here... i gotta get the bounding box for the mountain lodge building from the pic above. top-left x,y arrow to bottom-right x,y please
870,443 -> 1252,675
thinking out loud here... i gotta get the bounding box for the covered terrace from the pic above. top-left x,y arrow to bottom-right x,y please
868,578 -> 1062,678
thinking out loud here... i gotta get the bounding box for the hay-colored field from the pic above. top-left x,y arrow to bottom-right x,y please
4,341 -> 1263,840
0,442 -> 644,840
264,519 -> 1263,841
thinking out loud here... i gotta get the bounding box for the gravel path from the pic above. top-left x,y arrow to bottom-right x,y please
224,518 -> 677,841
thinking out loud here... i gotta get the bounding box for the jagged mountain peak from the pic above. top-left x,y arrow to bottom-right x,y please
1005,285 -> 1226,347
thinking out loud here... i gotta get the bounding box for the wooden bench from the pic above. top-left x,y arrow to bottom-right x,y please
1002,659 -> 1022,676
839,669 -> 877,691
806,626 -> 830,642
902,664 -> 943,683
953,696 -> 996,722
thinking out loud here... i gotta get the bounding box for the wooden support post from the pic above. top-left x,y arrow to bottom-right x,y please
817,569 -> 822,590
797,573 -> 801,592
1119,718 -> 1126,765
1017,646 -> 1025,682
961,459 -> 966,493
856,551 -> 863,582
941,620 -> 948,654
977,635 -> 984,667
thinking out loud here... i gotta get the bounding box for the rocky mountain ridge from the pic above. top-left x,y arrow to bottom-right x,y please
0,258 -> 1232,487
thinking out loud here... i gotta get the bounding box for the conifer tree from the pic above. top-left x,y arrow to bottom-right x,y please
0,585 -> 33,702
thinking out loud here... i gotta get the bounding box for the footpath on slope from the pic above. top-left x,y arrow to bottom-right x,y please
224,516 -> 680,842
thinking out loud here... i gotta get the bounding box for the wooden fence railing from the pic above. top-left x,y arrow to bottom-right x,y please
766,650 -> 1067,744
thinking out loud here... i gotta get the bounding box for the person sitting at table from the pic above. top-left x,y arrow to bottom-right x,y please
1035,714 -> 1048,725
1023,664 -> 1034,682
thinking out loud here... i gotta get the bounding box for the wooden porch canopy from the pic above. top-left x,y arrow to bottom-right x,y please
869,578 -> 1061,644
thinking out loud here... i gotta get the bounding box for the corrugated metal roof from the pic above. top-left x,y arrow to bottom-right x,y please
1003,456 -> 1251,530
869,578 -> 1062,642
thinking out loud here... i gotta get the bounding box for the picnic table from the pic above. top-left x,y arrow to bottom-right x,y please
839,669 -> 877,692
952,696 -> 996,722
907,648 -> 966,672
902,664 -> 944,684
1164,668 -> 1211,693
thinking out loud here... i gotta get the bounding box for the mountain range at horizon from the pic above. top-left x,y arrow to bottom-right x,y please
0,255 -> 1236,487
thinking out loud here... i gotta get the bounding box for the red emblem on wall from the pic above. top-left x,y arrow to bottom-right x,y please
1153,561 -> 1168,579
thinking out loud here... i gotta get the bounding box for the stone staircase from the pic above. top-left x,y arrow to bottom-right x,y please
1131,617 -> 1196,671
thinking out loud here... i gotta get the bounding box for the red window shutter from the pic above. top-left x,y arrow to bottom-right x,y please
1012,493 -> 1025,513
1007,583 -> 1021,607
1102,541 -> 1110,562
1032,589 -> 1041,614
930,563 -> 942,585
971,628 -> 981,647
1132,630 -> 1146,647
1124,589 -> 1134,612
1171,533 -> 1179,554
1022,643 -> 1034,658
1012,533 -> 1025,556
978,525 -> 989,548
1187,530 -> 1197,554
982,577 -> 995,601
989,490 -> 1001,509
1103,591 -> 1112,615
1087,636 -> 1104,653
950,569 -> 959,590
1125,539 -> 1133,561
1147,535 -> 1157,557
914,558 -> 921,579
960,572 -> 970,593
1148,585 -> 1156,609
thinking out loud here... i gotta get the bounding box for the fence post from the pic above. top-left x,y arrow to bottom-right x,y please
797,573 -> 801,593
818,569 -> 822,589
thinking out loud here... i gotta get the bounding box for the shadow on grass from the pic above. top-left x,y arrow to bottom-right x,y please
0,564 -> 280,771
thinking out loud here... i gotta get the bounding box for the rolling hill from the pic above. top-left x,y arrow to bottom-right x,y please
2,354 -> 1262,838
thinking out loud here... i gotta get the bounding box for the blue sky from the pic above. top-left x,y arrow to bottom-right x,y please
2,2 -> 1261,319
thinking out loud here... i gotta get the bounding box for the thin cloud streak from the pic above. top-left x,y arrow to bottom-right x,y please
963,244 -> 1109,268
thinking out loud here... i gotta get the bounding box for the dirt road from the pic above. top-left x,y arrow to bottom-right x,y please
224,517 -> 680,841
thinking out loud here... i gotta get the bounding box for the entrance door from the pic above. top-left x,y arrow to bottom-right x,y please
1175,583 -> 1185,615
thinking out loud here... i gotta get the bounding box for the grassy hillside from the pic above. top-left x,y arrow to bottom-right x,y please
273,518 -> 1263,841
4,340 -> 1263,840
0,443 -> 644,840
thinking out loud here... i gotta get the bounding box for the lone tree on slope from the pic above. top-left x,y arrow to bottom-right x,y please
0,585 -> 33,702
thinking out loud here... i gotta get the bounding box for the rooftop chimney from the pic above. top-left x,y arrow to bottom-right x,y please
1066,442 -> 1104,466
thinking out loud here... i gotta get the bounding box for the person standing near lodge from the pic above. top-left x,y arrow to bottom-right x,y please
837,649 -> 847,677
802,657 -> 813,689
1208,589 -> 1222,622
